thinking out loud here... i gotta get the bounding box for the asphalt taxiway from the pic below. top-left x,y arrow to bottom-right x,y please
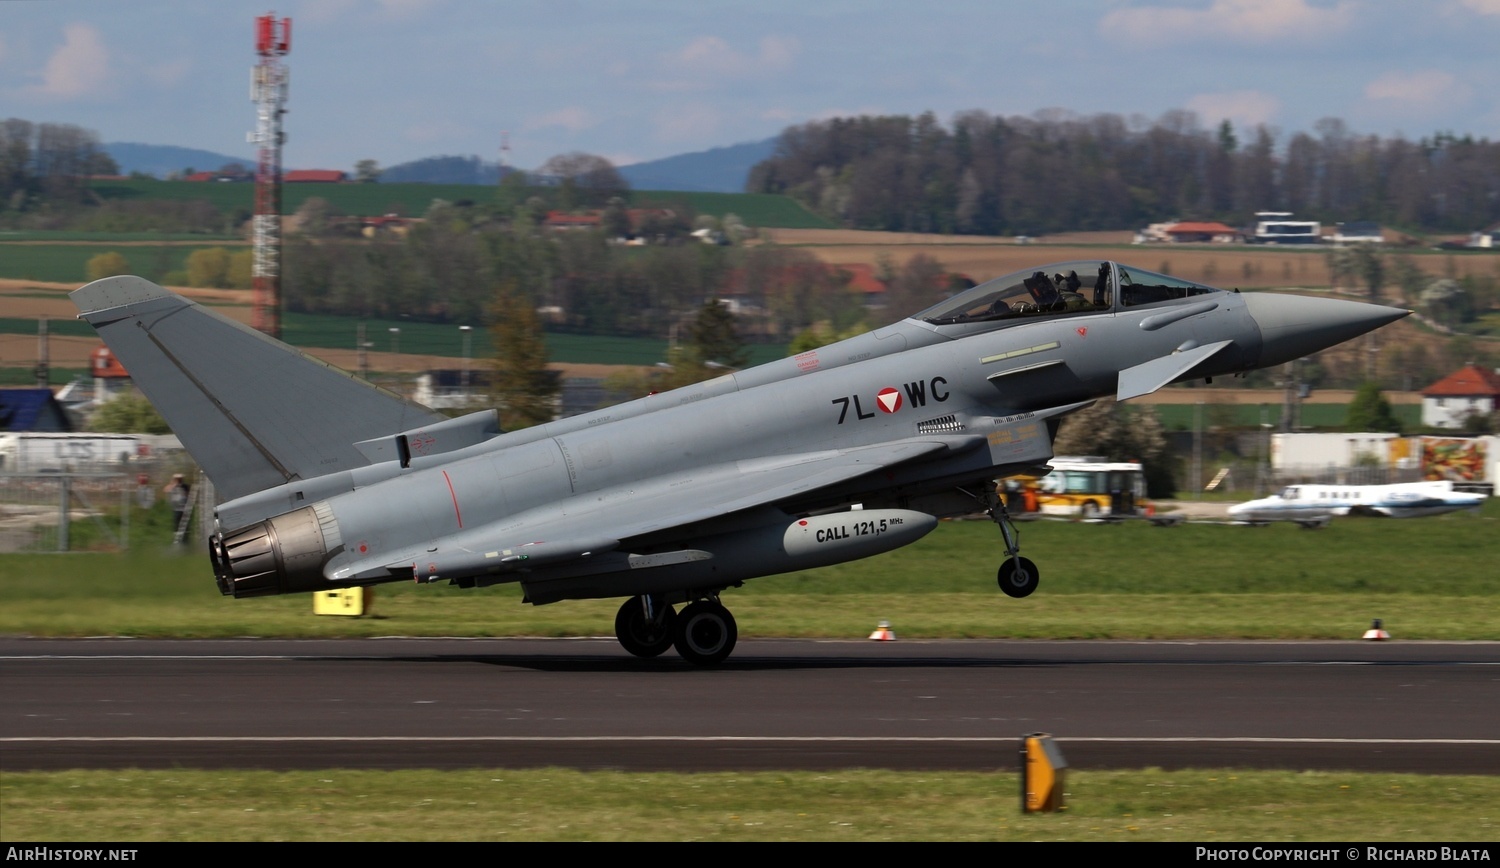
2,638 -> 1496,774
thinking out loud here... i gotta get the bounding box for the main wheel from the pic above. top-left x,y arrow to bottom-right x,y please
674,601 -> 738,665
614,597 -> 676,658
997,556 -> 1040,598
1080,500 -> 1100,518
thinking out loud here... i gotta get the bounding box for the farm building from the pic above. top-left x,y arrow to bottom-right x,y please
1422,365 -> 1500,429
1163,221 -> 1241,243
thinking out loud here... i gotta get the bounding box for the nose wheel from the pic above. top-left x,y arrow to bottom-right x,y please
997,556 -> 1040,598
982,483 -> 1041,599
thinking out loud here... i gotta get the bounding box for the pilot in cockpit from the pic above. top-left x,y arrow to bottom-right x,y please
1024,271 -> 1061,307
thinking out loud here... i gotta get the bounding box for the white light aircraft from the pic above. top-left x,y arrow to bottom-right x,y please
1228,480 -> 1485,526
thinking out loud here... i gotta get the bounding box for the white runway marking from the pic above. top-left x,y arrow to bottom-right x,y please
4,736 -> 1498,745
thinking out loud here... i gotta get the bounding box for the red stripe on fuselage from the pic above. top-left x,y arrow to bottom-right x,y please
442,470 -> 463,528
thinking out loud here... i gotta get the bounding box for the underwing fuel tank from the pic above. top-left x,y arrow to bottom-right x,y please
781,509 -> 937,566
210,503 -> 342,598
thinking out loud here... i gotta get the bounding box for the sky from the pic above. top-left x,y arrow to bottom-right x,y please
4,0 -> 1500,173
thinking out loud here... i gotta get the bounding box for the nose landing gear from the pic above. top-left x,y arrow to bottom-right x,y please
984,484 -> 1040,599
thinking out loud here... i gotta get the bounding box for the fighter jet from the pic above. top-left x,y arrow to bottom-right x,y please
1229,480 -> 1486,525
72,260 -> 1407,664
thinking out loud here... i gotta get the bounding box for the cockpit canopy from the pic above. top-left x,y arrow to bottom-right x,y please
916,260 -> 1224,326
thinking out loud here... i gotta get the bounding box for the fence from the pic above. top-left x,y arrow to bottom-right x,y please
0,468 -> 213,553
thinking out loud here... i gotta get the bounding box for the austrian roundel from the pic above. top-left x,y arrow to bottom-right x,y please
876,387 -> 902,414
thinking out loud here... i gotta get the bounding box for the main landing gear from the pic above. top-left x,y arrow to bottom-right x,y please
984,486 -> 1040,599
614,594 -> 738,665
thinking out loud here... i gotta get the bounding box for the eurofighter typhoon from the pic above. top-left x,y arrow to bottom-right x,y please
73,261 -> 1406,664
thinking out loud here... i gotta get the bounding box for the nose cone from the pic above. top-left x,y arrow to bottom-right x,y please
1243,293 -> 1409,368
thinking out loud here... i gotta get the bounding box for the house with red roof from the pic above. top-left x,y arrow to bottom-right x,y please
1421,364 -> 1500,429
284,170 -> 347,183
542,211 -> 602,231
1164,221 -> 1242,243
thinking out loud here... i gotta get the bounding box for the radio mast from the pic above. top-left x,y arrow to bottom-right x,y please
250,13 -> 290,339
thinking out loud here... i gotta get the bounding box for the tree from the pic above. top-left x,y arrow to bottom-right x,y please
688,299 -> 748,369
1051,400 -> 1175,497
537,152 -> 628,207
87,394 -> 170,434
1345,382 -> 1402,433
881,253 -> 948,322
489,285 -> 558,430
788,321 -> 867,355
1420,278 -> 1470,328
185,247 -> 231,288
1349,245 -> 1386,303
86,251 -> 131,282
600,196 -> 631,238
293,196 -> 337,237
354,159 -> 381,183
227,249 -> 254,289
603,343 -> 715,400
1389,254 -> 1428,305
0,119 -> 115,209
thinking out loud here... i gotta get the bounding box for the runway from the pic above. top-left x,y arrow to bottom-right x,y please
2,638 -> 1497,774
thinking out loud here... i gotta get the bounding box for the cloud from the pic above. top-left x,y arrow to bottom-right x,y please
1457,0 -> 1500,14
26,23 -> 112,100
1185,90 -> 1282,128
1099,0 -> 1355,45
1364,69 -> 1469,105
667,34 -> 799,79
524,106 -> 596,134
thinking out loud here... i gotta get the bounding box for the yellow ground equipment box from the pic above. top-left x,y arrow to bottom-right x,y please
313,587 -> 373,616
1021,732 -> 1068,812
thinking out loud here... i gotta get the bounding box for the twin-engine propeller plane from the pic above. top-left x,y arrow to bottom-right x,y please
73,261 -> 1407,664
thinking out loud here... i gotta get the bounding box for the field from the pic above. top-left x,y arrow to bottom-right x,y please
83,179 -> 835,229
0,242 -> 239,283
761,227 -> 1500,288
0,279 -> 785,374
3,500 -> 1495,640
5,767 -> 1497,842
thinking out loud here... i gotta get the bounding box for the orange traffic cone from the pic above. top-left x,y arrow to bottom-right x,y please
1362,618 -> 1390,641
868,620 -> 896,641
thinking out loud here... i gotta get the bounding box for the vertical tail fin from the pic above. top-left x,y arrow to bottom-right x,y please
72,276 -> 445,501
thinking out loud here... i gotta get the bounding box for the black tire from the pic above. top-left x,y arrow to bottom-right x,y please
614,597 -> 676,658
674,601 -> 738,665
997,556 -> 1040,598
1080,501 -> 1100,518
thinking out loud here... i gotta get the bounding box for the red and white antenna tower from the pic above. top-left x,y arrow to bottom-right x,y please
250,13 -> 290,339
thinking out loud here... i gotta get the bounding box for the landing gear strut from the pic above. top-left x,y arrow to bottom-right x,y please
614,594 -> 739,665
614,595 -> 676,658
983,484 -> 1040,598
